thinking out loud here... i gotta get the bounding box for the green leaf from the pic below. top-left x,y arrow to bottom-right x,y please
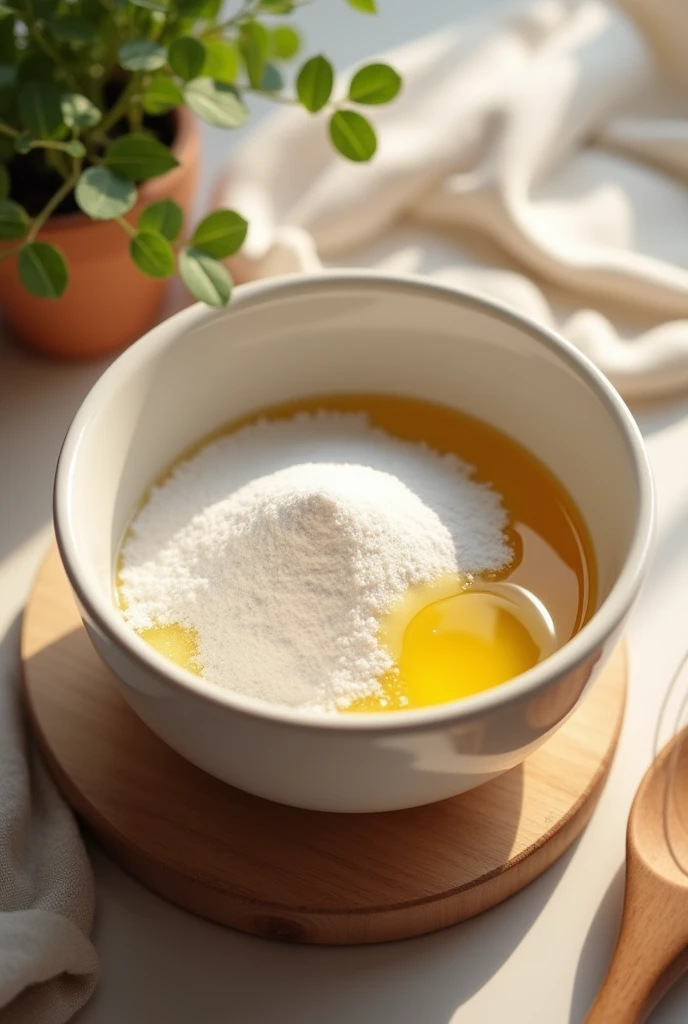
14,132 -> 33,154
81,0 -> 105,20
0,23 -> 12,72
0,164 -> 9,200
0,13 -> 12,67
138,198 -> 182,240
18,81 -> 64,138
31,0 -> 59,16
130,231 -> 175,278
177,0 -> 218,15
75,166 -> 137,219
200,0 -> 222,17
348,62 -> 401,105
63,139 -> 86,157
260,62 -> 282,92
183,79 -> 248,129
18,242 -> 68,299
176,0 -> 204,12
0,10 -> 13,64
17,53 -> 55,85
296,55 -> 333,113
168,36 -> 206,81
47,15 -> 95,43
61,92 -> 102,128
119,40 -> 167,72
0,64 -> 14,87
329,109 -> 376,161
0,85 -> 11,122
105,133 -> 179,182
270,26 -> 300,60
239,21 -> 268,89
202,39 -> 238,83
179,247 -> 232,307
128,0 -> 167,10
0,200 -> 29,240
142,76 -> 184,115
345,0 -> 376,11
191,209 -> 247,258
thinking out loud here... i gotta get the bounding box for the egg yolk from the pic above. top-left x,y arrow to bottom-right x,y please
136,582 -> 547,713
138,624 -> 202,675
346,584 -> 544,712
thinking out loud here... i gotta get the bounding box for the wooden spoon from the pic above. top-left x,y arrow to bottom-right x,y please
585,728 -> 688,1023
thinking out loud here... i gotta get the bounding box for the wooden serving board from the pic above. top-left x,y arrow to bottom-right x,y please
22,545 -> 627,945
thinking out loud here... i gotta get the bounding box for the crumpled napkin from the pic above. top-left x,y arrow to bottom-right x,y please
217,0 -> 688,400
0,633 -> 98,1024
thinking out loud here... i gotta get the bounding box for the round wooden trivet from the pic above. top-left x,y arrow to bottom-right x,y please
22,545 -> 626,945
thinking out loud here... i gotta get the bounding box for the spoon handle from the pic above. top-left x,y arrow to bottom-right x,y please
584,858 -> 688,1024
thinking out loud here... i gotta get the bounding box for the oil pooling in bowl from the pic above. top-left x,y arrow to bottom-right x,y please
130,577 -> 557,712
116,395 -> 595,714
347,578 -> 557,712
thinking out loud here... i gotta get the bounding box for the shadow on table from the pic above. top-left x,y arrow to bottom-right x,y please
0,329 -> 109,565
636,486 -> 688,607
0,274 -> 192,569
79,818 -> 582,1024
568,866 -> 624,1023
570,864 -> 688,1024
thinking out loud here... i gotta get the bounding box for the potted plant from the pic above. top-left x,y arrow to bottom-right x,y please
0,0 -> 401,358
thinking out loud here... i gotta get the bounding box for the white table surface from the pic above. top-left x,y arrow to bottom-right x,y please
3,2 -> 688,1021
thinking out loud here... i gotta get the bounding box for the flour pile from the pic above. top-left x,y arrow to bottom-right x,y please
119,412 -> 511,712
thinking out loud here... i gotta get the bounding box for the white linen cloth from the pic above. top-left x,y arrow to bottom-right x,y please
218,0 -> 688,400
0,630 -> 98,1023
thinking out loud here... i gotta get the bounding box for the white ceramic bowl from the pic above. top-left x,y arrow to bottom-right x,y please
54,272 -> 654,813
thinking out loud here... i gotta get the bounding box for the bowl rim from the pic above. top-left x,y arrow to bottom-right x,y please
54,269 -> 655,734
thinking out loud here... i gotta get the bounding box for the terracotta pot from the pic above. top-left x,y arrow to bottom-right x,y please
0,107 -> 200,360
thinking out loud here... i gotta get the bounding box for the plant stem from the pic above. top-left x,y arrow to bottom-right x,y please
44,146 -> 72,182
202,0 -> 259,37
28,139 -> 79,155
128,99 -> 144,133
116,216 -> 136,238
244,87 -> 298,105
149,12 -> 165,41
27,161 -> 82,241
54,150 -> 73,180
99,74 -> 141,136
0,127 -> 81,176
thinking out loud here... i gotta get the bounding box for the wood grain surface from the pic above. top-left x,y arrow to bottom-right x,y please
22,545 -> 627,945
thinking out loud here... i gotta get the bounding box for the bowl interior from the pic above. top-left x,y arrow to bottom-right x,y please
59,275 -> 645,669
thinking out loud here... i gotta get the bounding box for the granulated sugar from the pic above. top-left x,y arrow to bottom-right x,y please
119,411 -> 511,712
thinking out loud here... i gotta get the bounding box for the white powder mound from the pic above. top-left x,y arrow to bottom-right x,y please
119,411 -> 511,712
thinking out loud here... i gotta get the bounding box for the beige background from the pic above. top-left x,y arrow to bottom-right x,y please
2,1 -> 688,1021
